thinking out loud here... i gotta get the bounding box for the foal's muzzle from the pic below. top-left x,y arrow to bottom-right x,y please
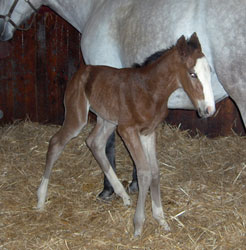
198,105 -> 215,119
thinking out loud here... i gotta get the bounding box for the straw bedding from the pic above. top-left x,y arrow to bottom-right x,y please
0,120 -> 246,249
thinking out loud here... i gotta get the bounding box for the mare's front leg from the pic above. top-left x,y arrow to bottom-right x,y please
101,133 -> 139,199
118,126 -> 151,236
37,93 -> 89,210
140,132 -> 170,231
98,132 -> 116,200
129,164 -> 139,193
86,118 -> 131,206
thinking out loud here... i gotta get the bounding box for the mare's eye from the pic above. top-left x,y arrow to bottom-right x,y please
190,72 -> 197,78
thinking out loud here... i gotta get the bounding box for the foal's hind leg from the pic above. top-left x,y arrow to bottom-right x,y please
37,97 -> 89,210
140,132 -> 170,231
86,118 -> 131,206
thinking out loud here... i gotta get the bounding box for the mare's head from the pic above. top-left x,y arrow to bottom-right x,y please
175,32 -> 215,118
0,0 -> 41,41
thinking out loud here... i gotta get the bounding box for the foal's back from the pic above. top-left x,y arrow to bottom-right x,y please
80,64 -> 152,124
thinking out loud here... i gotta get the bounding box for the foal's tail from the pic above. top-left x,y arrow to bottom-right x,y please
63,62 -> 90,130
64,63 -> 89,104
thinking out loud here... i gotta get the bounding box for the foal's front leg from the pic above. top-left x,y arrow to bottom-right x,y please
86,118 -> 131,206
140,132 -> 170,231
118,126 -> 152,236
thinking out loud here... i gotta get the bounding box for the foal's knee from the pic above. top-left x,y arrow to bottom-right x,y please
137,170 -> 152,188
86,137 -> 104,154
151,168 -> 160,182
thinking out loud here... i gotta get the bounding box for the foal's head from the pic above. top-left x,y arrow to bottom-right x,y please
175,32 -> 215,118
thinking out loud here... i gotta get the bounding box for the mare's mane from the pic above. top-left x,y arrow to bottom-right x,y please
133,38 -> 199,68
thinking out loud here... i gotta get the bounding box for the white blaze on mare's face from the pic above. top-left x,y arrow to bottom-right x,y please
194,56 -> 215,116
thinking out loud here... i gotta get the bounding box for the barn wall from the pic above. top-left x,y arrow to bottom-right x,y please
0,7 -> 244,137
0,7 -> 82,125
166,98 -> 245,137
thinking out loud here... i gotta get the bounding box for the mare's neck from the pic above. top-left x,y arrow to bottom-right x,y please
44,0 -> 104,33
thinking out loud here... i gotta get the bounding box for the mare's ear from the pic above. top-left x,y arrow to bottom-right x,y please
188,32 -> 202,51
176,35 -> 189,59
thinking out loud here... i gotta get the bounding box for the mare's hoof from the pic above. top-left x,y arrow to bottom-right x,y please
0,110 -> 3,119
97,188 -> 114,200
128,180 -> 139,193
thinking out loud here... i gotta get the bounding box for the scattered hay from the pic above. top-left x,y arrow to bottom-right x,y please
1,120 -> 246,249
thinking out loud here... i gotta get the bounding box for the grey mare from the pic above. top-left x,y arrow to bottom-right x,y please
0,0 -> 245,198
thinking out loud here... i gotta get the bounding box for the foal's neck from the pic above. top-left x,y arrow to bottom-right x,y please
142,47 -> 181,99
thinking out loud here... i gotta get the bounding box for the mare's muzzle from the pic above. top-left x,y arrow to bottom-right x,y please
0,0 -> 38,41
0,18 -> 13,41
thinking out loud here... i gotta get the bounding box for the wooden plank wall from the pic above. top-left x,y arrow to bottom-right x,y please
0,7 -> 82,125
0,7 -> 244,137
166,98 -> 245,137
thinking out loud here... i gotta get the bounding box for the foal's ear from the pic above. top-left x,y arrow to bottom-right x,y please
188,32 -> 202,51
176,35 -> 189,59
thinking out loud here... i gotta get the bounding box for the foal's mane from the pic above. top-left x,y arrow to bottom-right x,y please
133,37 -> 199,68
132,48 -> 171,68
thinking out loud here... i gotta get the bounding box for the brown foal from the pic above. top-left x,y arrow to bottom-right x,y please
37,33 -> 215,236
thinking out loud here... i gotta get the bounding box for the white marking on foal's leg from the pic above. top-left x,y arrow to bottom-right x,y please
37,177 -> 49,210
140,133 -> 170,231
152,201 -> 170,231
194,56 -> 215,116
105,168 -> 131,206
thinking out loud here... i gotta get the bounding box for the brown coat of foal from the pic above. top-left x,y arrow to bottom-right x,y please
37,33 -> 215,236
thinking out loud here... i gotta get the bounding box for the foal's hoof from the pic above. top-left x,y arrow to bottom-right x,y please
123,195 -> 131,206
161,220 -> 171,232
128,180 -> 139,193
97,188 -> 114,200
134,226 -> 143,237
36,200 -> 45,211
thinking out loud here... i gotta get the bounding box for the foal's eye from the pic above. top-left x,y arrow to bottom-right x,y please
190,72 -> 197,78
